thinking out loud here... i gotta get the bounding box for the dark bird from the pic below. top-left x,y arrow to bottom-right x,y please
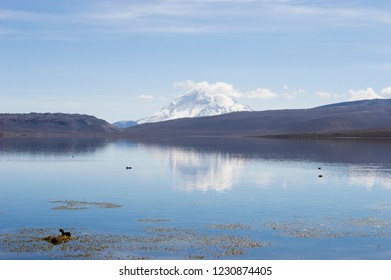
126,166 -> 132,170
59,229 -> 71,237
318,167 -> 321,170
318,175 -> 323,178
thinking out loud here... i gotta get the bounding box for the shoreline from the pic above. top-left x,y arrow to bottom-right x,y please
2,129 -> 391,140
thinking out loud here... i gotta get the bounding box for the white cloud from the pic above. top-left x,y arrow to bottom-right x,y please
380,87 -> 391,98
245,88 -> 277,99
174,82 -> 389,104
174,80 -> 277,99
348,87 -> 382,101
316,91 -> 331,98
174,80 -> 241,97
137,94 -> 155,100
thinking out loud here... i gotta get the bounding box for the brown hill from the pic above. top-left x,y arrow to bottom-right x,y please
0,113 -> 118,136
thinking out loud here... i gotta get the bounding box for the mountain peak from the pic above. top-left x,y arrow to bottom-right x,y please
138,90 -> 253,124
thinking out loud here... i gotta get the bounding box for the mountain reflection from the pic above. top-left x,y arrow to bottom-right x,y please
136,140 -> 391,193
0,137 -> 109,155
138,144 -> 245,192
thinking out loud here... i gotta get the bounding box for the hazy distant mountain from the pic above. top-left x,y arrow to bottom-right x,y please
0,113 -> 118,135
112,120 -> 138,128
127,99 -> 391,137
137,90 -> 253,124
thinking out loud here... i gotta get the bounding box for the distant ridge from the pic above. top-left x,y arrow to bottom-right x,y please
112,120 -> 138,128
2,99 -> 391,138
126,99 -> 391,138
0,113 -> 118,136
317,98 -> 391,108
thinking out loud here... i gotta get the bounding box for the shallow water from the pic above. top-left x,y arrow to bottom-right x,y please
1,137 -> 391,259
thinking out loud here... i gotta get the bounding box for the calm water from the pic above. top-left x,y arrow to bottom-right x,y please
1,137 -> 391,259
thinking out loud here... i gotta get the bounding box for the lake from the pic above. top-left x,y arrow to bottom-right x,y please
1,137 -> 391,260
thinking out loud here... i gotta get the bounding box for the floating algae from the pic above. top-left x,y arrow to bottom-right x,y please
348,217 -> 391,228
50,200 -> 122,210
137,219 -> 171,223
0,228 -> 121,259
144,227 -> 178,233
42,235 -> 75,245
207,223 -> 251,230
186,255 -> 205,259
268,221 -> 339,238
370,203 -> 391,212
267,216 -> 391,239
0,225 -> 270,260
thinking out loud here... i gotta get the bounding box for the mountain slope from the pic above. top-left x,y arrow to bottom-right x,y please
0,113 -> 118,135
137,90 -> 253,124
126,99 -> 391,137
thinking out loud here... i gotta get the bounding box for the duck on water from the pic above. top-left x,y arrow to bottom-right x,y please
59,229 -> 71,237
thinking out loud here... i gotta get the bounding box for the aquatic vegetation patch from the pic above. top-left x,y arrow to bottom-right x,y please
50,200 -> 122,210
137,219 -> 171,223
267,216 -> 391,239
369,203 -> 391,212
42,235 -> 75,245
348,217 -> 391,228
206,223 -> 251,230
0,226 -> 270,260
144,227 -> 178,233
0,228 -> 84,258
186,255 -> 205,259
268,221 -> 342,238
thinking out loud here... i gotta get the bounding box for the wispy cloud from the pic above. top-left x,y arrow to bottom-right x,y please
83,0 -> 391,33
283,88 -> 307,99
1,0 -> 390,38
316,91 -> 332,98
0,8 -> 77,22
0,27 -> 15,35
0,9 -> 42,21
137,94 -> 155,100
0,7 -> 87,39
245,88 -> 277,99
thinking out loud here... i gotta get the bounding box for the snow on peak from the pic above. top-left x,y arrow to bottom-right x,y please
137,90 -> 253,124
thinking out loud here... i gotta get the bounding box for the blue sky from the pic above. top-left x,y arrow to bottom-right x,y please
1,0 -> 390,122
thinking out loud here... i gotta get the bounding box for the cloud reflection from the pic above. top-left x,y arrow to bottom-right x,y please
136,143 -> 391,193
138,144 -> 250,192
348,166 -> 391,190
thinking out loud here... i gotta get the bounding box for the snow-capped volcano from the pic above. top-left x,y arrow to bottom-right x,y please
137,90 -> 253,124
